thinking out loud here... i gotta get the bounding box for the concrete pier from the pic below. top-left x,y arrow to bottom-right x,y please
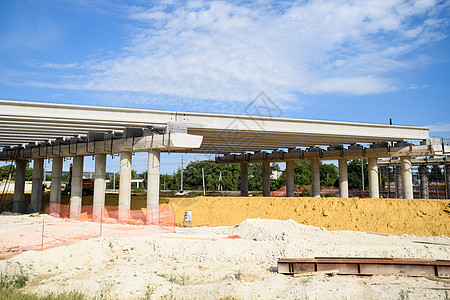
401,156 -> 413,199
311,159 -> 320,197
368,157 -> 379,198
49,157 -> 63,215
93,154 -> 106,221
147,149 -> 160,224
338,159 -> 348,198
12,159 -> 27,213
286,161 -> 294,197
419,165 -> 429,199
118,151 -> 132,221
240,162 -> 248,196
70,156 -> 84,218
262,162 -> 271,197
29,158 -> 44,213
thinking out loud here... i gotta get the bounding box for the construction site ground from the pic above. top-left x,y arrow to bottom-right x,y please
0,193 -> 449,299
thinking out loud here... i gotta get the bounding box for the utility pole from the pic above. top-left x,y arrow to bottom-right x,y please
218,171 -> 222,191
180,154 -> 184,192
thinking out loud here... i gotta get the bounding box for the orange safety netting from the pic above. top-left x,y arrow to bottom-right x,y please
0,204 -> 175,253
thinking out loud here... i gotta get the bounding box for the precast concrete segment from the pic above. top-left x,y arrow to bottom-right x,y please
119,151 -> 132,221
93,154 -> 106,221
240,162 -> 248,197
0,100 -> 430,152
311,159 -> 320,198
70,156 -> 84,219
401,156 -> 414,199
0,133 -> 203,161
338,159 -> 348,198
262,162 -> 271,197
147,149 -> 160,224
215,143 -> 449,164
29,158 -> 44,213
286,161 -> 294,197
49,157 -> 63,205
12,160 -> 27,213
419,165 -> 429,199
368,157 -> 379,199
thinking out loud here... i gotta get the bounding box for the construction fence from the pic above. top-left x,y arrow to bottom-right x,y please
0,204 -> 175,254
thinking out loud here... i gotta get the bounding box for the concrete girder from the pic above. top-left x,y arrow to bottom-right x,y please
0,133 -> 203,160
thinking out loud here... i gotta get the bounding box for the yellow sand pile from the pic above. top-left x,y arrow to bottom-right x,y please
165,197 -> 450,237
2,193 -> 449,236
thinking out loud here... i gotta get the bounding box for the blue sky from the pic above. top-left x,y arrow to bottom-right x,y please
1,0 -> 450,174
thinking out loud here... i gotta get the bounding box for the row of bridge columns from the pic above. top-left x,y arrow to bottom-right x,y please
12,150 -> 161,224
239,157 -> 416,199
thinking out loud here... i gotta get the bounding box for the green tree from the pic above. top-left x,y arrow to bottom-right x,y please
347,159 -> 368,189
106,173 -> 119,189
320,162 -> 338,186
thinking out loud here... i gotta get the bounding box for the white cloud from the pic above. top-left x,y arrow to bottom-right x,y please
429,123 -> 450,133
58,0 -> 450,102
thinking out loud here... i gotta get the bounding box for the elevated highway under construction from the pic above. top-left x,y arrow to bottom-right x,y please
0,99 -> 449,222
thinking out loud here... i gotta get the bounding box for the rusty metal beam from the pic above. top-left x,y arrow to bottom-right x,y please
278,257 -> 450,278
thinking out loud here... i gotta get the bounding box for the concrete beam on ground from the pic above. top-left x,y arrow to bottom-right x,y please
93,154 -> 106,221
240,162 -> 248,197
12,159 -> 27,213
29,158 -> 44,213
368,157 -> 380,198
311,159 -> 320,197
147,149 -> 160,224
401,156 -> 414,199
285,161 -> 294,197
70,156 -> 84,219
338,159 -> 348,198
49,157 -> 63,216
262,162 -> 271,197
118,151 -> 132,221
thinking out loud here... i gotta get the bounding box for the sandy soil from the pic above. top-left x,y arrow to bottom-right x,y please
2,193 -> 449,236
1,214 -> 449,299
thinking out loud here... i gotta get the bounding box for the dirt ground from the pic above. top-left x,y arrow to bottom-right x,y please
2,193 -> 449,236
0,215 -> 449,299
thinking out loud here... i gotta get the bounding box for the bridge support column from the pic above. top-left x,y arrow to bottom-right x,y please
262,162 -> 271,197
368,158 -> 379,198
93,154 -> 106,221
419,165 -> 429,199
311,159 -> 320,197
147,149 -> 160,224
29,158 -> 44,213
70,156 -> 84,218
240,162 -> 248,196
401,156 -> 413,199
119,151 -> 132,221
12,159 -> 27,213
338,159 -> 348,198
286,161 -> 294,197
49,157 -> 63,216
